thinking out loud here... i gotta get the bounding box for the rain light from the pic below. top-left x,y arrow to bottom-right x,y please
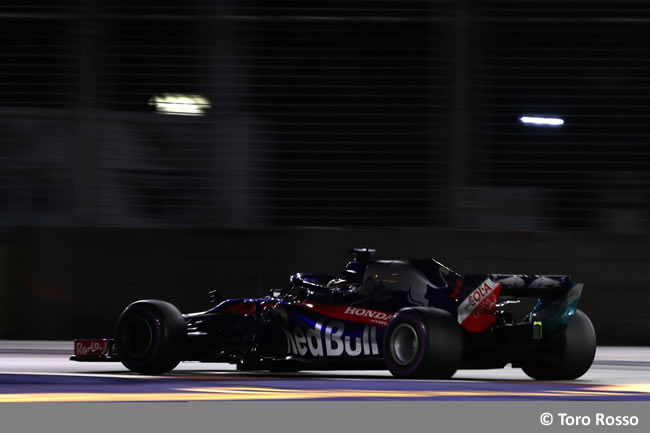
149,93 -> 211,116
519,116 -> 564,126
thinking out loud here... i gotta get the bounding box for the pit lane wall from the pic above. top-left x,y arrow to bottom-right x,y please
1,227 -> 648,345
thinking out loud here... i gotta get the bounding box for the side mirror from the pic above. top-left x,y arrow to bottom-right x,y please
208,290 -> 224,306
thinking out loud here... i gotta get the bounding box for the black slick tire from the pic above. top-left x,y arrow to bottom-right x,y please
383,307 -> 463,379
522,309 -> 596,380
114,299 -> 186,375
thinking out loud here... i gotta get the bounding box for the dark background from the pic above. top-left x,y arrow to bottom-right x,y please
0,1 -> 648,344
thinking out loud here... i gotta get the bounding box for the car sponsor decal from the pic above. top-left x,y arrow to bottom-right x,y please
284,319 -> 380,358
528,275 -> 563,288
295,302 -> 393,327
457,279 -> 502,332
74,339 -> 109,359
490,274 -> 569,289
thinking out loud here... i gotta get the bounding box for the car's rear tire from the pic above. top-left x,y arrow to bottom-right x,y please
115,299 -> 186,374
383,307 -> 463,379
522,309 -> 596,380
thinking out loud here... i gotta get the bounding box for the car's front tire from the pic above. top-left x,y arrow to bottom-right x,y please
114,299 -> 186,375
522,309 -> 596,380
383,307 -> 463,379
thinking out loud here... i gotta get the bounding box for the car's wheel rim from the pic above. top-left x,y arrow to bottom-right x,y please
391,323 -> 420,366
122,316 -> 154,358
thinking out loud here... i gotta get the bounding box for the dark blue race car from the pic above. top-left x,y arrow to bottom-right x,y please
72,248 -> 596,380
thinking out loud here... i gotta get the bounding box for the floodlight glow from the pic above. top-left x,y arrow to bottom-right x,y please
149,93 -> 211,116
519,116 -> 564,126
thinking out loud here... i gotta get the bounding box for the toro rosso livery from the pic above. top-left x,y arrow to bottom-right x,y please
72,249 -> 596,379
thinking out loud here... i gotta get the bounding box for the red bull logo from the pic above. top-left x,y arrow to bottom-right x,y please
284,319 -> 380,357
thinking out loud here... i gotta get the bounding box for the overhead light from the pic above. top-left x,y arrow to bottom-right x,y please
519,116 -> 564,126
149,93 -> 211,116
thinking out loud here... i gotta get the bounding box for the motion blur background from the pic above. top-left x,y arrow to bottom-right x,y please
0,1 -> 648,343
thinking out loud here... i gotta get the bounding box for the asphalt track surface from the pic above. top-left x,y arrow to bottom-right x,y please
1,342 -> 649,402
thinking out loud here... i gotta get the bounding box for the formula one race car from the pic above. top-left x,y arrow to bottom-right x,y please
72,249 -> 596,380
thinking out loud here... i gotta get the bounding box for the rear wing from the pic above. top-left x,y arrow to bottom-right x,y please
463,273 -> 573,299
